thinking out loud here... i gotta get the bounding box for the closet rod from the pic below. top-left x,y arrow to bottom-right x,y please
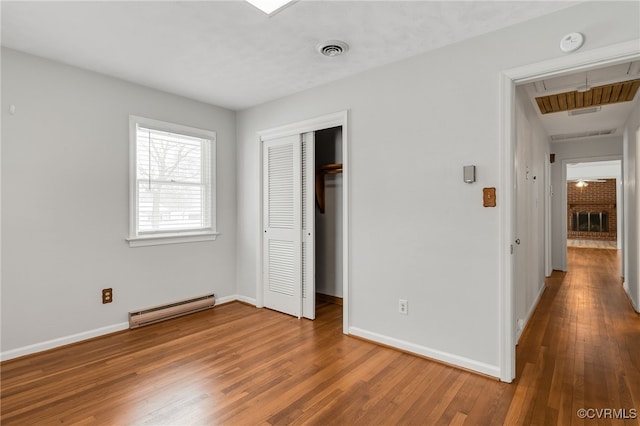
316,163 -> 343,214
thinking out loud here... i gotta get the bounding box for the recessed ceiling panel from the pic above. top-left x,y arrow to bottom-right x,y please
535,79 -> 640,114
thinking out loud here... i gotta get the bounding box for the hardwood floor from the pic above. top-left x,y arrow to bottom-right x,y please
567,239 -> 617,249
510,248 -> 639,425
2,248 -> 639,425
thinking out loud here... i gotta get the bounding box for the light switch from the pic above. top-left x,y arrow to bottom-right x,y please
483,187 -> 496,207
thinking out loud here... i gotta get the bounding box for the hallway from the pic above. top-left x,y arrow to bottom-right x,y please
508,247 -> 640,424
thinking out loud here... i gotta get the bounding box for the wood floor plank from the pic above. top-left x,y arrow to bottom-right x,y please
2,248 -> 639,425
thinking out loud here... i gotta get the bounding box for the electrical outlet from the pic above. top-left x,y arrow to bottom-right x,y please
102,288 -> 113,304
399,299 -> 408,315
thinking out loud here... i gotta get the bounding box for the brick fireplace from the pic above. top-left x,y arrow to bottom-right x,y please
567,179 -> 617,241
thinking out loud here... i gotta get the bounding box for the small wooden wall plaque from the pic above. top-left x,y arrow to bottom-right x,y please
483,187 -> 496,207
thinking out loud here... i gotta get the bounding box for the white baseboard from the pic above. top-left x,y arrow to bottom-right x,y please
516,282 -> 546,343
216,294 -> 256,306
0,322 -> 129,362
623,286 -> 639,313
348,326 -> 500,379
1,294 -> 258,362
215,294 -> 238,305
516,282 -> 547,344
235,295 -> 257,305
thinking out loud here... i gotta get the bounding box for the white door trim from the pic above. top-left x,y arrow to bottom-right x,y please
499,39 -> 640,383
545,152 -> 552,278
256,110 -> 350,333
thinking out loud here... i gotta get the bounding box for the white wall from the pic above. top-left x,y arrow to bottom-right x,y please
622,97 -> 640,311
1,48 -> 237,359
315,127 -> 343,298
2,1 -> 637,374
235,2 -> 640,376
550,136 -> 623,270
514,86 -> 549,341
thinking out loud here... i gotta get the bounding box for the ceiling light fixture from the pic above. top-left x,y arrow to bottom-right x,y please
246,0 -> 295,15
576,180 -> 588,188
317,40 -> 349,57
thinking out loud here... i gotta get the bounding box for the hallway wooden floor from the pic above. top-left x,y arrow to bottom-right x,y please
1,248 -> 639,425
507,247 -> 640,425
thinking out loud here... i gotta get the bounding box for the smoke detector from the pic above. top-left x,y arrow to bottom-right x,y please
560,32 -> 584,53
317,40 -> 349,57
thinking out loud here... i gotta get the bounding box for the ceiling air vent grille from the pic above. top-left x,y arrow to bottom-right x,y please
568,106 -> 601,116
550,129 -> 616,141
317,40 -> 349,57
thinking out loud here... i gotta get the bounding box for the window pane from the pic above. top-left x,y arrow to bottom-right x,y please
136,124 -> 212,234
138,181 -> 209,232
137,127 -> 205,184
578,213 -> 589,231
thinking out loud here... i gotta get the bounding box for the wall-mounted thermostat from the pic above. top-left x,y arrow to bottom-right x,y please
463,165 -> 476,183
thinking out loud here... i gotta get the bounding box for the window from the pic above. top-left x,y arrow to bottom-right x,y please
128,116 -> 217,247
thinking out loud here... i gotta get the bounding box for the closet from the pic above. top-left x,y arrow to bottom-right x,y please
314,127 -> 343,308
262,125 -> 344,320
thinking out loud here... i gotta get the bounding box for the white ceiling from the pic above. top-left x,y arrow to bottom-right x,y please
1,0 -> 578,111
523,61 -> 640,142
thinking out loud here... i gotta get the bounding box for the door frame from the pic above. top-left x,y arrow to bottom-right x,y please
256,110 -> 349,333
499,39 -> 640,382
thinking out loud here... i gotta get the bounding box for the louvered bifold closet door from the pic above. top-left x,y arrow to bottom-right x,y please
301,132 -> 315,320
263,134 -> 302,318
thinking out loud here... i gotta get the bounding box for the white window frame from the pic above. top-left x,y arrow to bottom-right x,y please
127,115 -> 218,247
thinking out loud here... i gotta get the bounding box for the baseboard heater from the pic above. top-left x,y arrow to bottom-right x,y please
129,294 -> 216,329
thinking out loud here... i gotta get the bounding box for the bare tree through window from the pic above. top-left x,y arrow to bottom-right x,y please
136,127 -> 211,233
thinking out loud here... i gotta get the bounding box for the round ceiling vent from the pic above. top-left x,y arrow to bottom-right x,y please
317,40 -> 349,57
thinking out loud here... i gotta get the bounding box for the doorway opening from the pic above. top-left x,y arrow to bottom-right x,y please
314,127 -> 344,317
499,40 -> 639,383
566,160 -> 622,251
257,110 -> 349,333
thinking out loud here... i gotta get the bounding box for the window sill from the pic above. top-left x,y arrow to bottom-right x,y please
127,232 -> 219,248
